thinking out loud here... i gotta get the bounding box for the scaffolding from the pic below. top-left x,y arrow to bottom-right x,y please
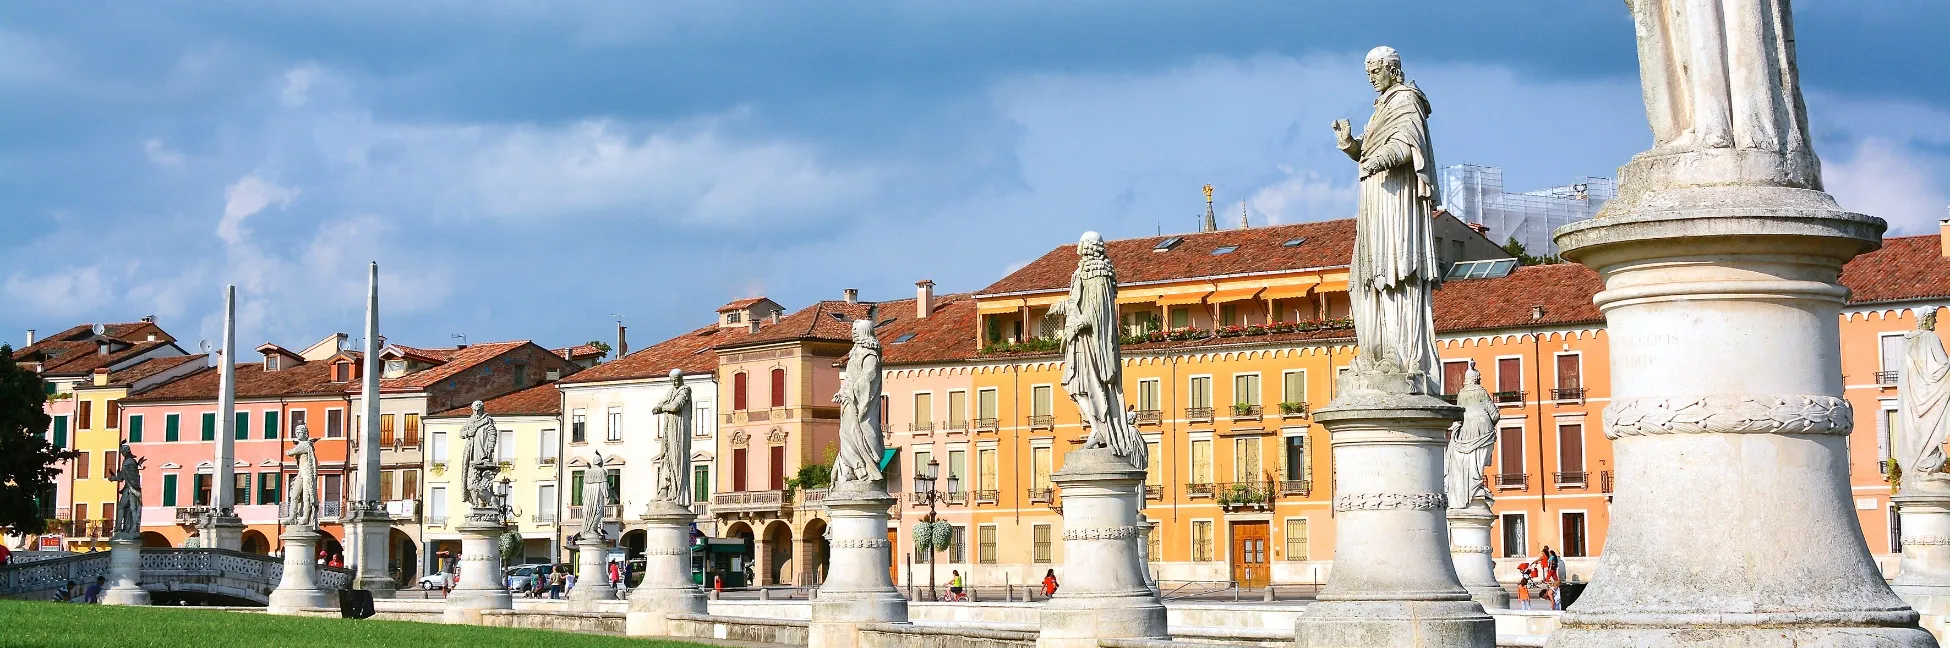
1437,164 -> 1616,257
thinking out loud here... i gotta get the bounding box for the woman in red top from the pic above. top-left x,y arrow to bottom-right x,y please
1042,569 -> 1059,598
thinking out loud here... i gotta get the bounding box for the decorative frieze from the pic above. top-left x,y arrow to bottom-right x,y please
1603,394 -> 1852,439
1332,492 -> 1447,512
1062,526 -> 1143,541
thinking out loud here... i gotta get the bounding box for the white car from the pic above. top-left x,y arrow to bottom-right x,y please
416,572 -> 452,590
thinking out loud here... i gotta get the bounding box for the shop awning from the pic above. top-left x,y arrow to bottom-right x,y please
1117,293 -> 1160,305
977,299 -> 1026,315
1316,280 -> 1350,293
1156,292 -> 1212,306
1207,287 -> 1265,303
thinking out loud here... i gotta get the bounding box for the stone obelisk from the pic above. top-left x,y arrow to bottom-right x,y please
200,285 -> 245,550
1546,1 -> 1929,646
346,262 -> 397,597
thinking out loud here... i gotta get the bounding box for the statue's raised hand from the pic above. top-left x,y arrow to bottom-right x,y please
1332,119 -> 1354,148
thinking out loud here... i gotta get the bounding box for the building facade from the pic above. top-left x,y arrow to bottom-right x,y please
423,382 -> 566,568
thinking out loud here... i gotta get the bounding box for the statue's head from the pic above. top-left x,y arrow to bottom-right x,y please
471,400 -> 485,415
1077,231 -> 1106,258
851,318 -> 876,342
668,368 -> 684,384
293,423 -> 310,438
1464,366 -> 1482,387
1365,46 -> 1403,93
1925,309 -> 1939,332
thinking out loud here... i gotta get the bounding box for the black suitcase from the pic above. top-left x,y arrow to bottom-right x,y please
338,589 -> 375,619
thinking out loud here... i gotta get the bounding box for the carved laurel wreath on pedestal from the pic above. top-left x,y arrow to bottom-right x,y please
1333,492 -> 1447,512
832,539 -> 891,549
1062,526 -> 1143,540
1603,394 -> 1852,439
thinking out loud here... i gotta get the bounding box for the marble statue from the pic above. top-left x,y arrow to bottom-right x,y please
650,369 -> 693,506
833,317 -> 887,485
584,450 -> 611,539
457,400 -> 501,509
1899,310 -> 1950,491
285,427 -> 319,529
1332,46 -> 1442,394
108,441 -> 144,539
1446,365 -> 1498,509
1049,231 -> 1145,469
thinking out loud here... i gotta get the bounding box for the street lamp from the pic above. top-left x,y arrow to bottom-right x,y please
912,458 -> 960,601
495,476 -> 514,522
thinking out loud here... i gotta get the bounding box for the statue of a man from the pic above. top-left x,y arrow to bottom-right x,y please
833,318 -> 887,485
583,450 -> 611,539
1050,231 -> 1145,469
285,426 -> 320,529
1898,310 -> 1950,492
457,400 -> 501,509
1445,365 -> 1499,509
650,369 -> 693,506
1332,46 -> 1442,394
108,441 -> 144,539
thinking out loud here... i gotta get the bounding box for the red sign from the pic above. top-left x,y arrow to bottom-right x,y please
38,536 -> 63,549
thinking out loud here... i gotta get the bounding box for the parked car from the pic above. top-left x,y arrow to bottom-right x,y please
416,572 -> 452,590
505,565 -> 542,592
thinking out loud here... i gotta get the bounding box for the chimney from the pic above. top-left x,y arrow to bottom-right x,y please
844,288 -> 859,304
616,322 -> 629,359
93,367 -> 110,387
1941,218 -> 1950,258
916,280 -> 935,319
25,329 -> 34,346
141,315 -> 155,323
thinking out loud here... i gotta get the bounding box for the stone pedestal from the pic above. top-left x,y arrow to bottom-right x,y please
1038,447 -> 1166,648
443,516 -> 513,624
99,537 -> 149,606
199,510 -> 244,552
568,535 -> 618,607
627,503 -> 706,637
1893,492 -> 1950,640
811,484 -> 908,648
1137,514 -> 1161,597
1295,397 -> 1492,648
268,529 -> 333,614
345,506 -> 397,597
1447,504 -> 1507,610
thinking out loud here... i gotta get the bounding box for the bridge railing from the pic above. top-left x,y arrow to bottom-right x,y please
0,547 -> 353,601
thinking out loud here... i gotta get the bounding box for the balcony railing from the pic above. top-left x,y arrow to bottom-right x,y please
1493,391 -> 1527,405
1277,402 -> 1311,418
1026,488 -> 1052,503
1553,471 -> 1588,488
1877,370 -> 1900,385
712,491 -> 788,513
795,488 -> 829,507
1028,415 -> 1055,429
1229,404 -> 1263,420
1186,482 -> 1215,498
974,417 -> 1000,431
943,491 -> 968,506
974,490 -> 999,504
1186,407 -> 1214,422
386,499 -> 419,521
908,422 -> 935,433
1214,481 -> 1274,510
174,507 -> 209,525
1600,470 -> 1614,494
1551,387 -> 1587,402
1144,484 -> 1163,500
1496,473 -> 1529,489
319,500 -> 344,521
1133,409 -> 1162,426
428,516 -> 447,528
910,491 -> 934,506
532,513 -> 557,524
1279,480 -> 1313,496
943,420 -> 969,432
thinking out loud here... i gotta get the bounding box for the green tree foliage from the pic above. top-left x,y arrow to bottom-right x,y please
1502,237 -> 1562,266
1,345 -> 72,535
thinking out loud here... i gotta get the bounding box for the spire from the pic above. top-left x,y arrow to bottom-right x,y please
1201,184 -> 1217,232
1239,202 -> 1250,229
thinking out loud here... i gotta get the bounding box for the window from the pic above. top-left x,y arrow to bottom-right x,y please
1032,524 -> 1052,563
162,474 -> 178,507
263,411 -> 279,440
232,473 -> 251,507
977,448 -> 998,496
104,400 -> 119,428
977,389 -> 998,423
75,451 -> 89,479
429,486 -> 447,521
233,411 -> 249,440
978,526 -> 998,564
325,409 -> 342,438
1281,371 -> 1305,407
1443,360 -> 1470,395
607,407 -> 623,442
1137,379 -> 1160,412
1190,376 -> 1212,409
431,431 -> 448,463
201,412 -> 216,441
913,449 -> 932,483
513,364 -> 527,387
946,449 -> 966,493
403,414 -> 420,446
947,391 -> 967,427
498,428 -> 515,462
913,393 -> 933,428
265,355 -> 281,371
380,413 -> 395,446
78,401 -> 92,430
1285,519 -> 1310,561
1031,385 -> 1052,417
1562,512 -> 1588,557
75,503 -> 87,524
1234,437 -> 1261,482
770,368 -> 786,408
571,409 -> 587,444
1147,522 -> 1162,563
1233,374 -> 1260,408
1192,521 -> 1214,561
1500,513 -> 1527,557
402,470 -> 418,501
540,428 -> 560,463
1882,333 -> 1907,376
1880,406 -> 1898,471
1220,304 -> 1239,326
694,404 -> 714,438
1190,439 -> 1213,485
769,445 -> 786,490
948,525 -> 966,563
693,465 -> 710,500
727,311 -> 742,324
1559,424 -> 1585,477
1030,447 -> 1051,492
606,469 -> 622,503
382,471 -> 395,501
165,413 -> 179,442
1146,441 -> 1162,488
1498,425 -> 1525,485
733,373 -> 749,410
1496,357 -> 1522,395
1170,307 -> 1190,329
51,415 -> 66,449
1211,245 -> 1237,255
1285,436 -> 1309,482
1556,354 -> 1582,390
258,472 -> 281,505
322,473 -> 341,505
570,470 -> 585,506
732,448 -> 748,491
538,484 -> 557,522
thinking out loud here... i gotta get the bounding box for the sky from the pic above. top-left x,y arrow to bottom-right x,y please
4,1 -> 1947,354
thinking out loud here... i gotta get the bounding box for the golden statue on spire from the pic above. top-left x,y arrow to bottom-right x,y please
1202,184 -> 1213,204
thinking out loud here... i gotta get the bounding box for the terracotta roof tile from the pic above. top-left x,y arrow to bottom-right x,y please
430,382 -> 562,418
104,355 -> 208,387
559,325 -> 726,384
977,221 -> 1356,296
717,297 -> 770,313
359,341 -> 530,392
32,339 -> 182,377
715,300 -> 874,350
124,357 -> 350,403
876,294 -> 979,366
1843,234 -> 1950,305
1432,263 -> 1606,333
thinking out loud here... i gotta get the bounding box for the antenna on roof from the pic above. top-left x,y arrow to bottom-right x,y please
199,340 -> 213,367
451,333 -> 467,348
91,323 -> 106,336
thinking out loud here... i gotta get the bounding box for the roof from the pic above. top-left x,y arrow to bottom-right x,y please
25,339 -> 182,377
12,321 -> 169,361
876,294 -> 979,365
555,344 -> 608,360
354,340 -> 529,392
1432,263 -> 1606,333
715,300 -> 874,350
716,297 -> 772,313
977,220 -> 1356,296
558,324 -> 723,384
1843,234 -> 1950,305
383,344 -> 455,364
430,382 -> 562,418
123,356 -> 350,403
102,355 -> 208,388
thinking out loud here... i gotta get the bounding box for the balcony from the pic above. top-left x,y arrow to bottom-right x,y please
1553,471 -> 1588,488
1133,409 -> 1162,426
974,417 -> 1000,431
1551,387 -> 1587,403
1493,391 -> 1527,405
1215,481 -> 1274,511
713,491 -> 789,514
319,500 -> 344,521
531,512 -> 557,524
1877,370 -> 1900,386
943,420 -> 969,432
910,491 -> 934,506
1186,407 -> 1215,423
1026,488 -> 1053,503
1186,482 -> 1215,498
428,516 -> 447,528
1144,484 -> 1163,500
539,456 -> 559,466
1277,402 -> 1311,418
1600,470 -> 1614,494
1496,473 -> 1530,489
1229,404 -> 1263,421
1279,480 -> 1313,496
569,505 -> 623,520
386,499 -> 420,521
794,488 -> 829,507
974,490 -> 999,504
908,421 -> 935,433
1028,415 -> 1055,429
944,491 -> 968,506
174,507 -> 209,525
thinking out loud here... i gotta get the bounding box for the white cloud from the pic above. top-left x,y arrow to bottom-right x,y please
280,65 -> 319,107
1824,138 -> 1950,236
1249,168 -> 1356,225
3,266 -> 115,319
143,138 -> 184,167
217,175 -> 296,245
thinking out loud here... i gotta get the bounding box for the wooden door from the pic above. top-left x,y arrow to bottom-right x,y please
1229,521 -> 1270,588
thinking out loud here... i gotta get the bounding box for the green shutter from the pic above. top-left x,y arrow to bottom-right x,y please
201,413 -> 215,441
165,414 -> 180,442
264,411 -> 279,439
128,415 -> 144,443
260,472 -> 280,504
237,473 -> 251,503
162,474 -> 178,507
570,471 -> 585,506
52,416 -> 67,449
235,411 -> 249,440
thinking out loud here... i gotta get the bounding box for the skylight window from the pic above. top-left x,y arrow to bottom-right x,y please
830,312 -> 848,321
1211,246 -> 1238,255
893,333 -> 917,344
1282,238 -> 1306,247
1444,258 -> 1519,280
1153,237 -> 1183,252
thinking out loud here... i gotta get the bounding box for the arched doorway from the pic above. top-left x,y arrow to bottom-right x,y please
762,521 -> 793,586
622,529 -> 648,561
723,522 -> 755,587
318,534 -> 345,565
240,530 -> 271,555
139,532 -> 172,548
390,529 -> 418,584
800,518 -> 830,586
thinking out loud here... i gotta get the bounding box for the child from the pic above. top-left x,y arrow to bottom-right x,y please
1516,574 -> 1532,610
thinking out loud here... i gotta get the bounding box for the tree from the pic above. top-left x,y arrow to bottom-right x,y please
584,340 -> 612,353
1502,237 -> 1562,266
0,344 -> 71,536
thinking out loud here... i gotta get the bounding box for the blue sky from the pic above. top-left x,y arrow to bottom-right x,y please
4,1 -> 1946,353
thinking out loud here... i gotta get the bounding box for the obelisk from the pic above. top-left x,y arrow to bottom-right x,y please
346,262 -> 397,596
201,285 -> 244,550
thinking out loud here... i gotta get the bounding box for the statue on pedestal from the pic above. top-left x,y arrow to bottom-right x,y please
284,427 -> 319,529
1050,231 -> 1145,469
1898,310 -> 1950,493
1446,365 -> 1498,509
650,369 -> 693,507
584,450 -> 611,539
457,400 -> 502,511
108,441 -> 144,540
833,317 -> 887,485
1331,46 -> 1442,395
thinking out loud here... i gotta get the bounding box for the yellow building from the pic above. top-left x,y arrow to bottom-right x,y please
422,382 -> 567,569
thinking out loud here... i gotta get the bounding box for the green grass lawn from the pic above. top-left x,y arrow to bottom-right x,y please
0,600 -> 719,648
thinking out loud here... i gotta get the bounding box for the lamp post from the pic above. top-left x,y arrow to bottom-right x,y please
911,457 -> 959,601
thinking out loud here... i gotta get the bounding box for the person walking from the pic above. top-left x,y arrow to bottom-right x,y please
608,560 -> 621,586
565,572 -> 577,593
1042,569 -> 1059,599
549,569 -> 565,599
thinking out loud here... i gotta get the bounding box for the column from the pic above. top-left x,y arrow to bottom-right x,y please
1447,506 -> 1507,609
1893,494 -> 1950,639
1296,402 -> 1491,648
627,502 -> 707,637
443,513 -> 513,624
202,285 -> 244,551
268,529 -> 332,614
99,537 -> 149,606
347,262 -> 396,596
811,485 -> 907,648
1037,447 -> 1166,648
568,534 -> 617,607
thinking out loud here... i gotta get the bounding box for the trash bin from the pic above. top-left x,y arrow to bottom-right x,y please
338,589 -> 375,619
1559,582 -> 1587,609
